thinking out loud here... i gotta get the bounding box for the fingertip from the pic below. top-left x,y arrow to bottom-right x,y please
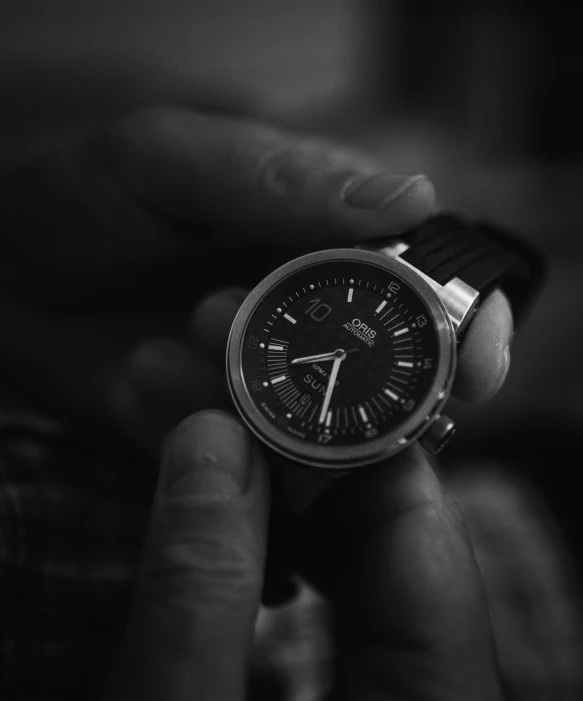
162,409 -> 252,497
378,174 -> 437,233
396,174 -> 437,219
161,409 -> 270,504
127,337 -> 223,413
191,287 -> 249,358
453,288 -> 514,403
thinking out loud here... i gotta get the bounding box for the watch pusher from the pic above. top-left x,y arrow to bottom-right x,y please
419,414 -> 456,454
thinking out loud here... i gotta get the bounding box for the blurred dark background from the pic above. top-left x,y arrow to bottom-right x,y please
1,0 -> 582,544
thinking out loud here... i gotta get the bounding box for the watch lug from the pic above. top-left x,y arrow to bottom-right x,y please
436,277 -> 480,339
360,239 -> 480,339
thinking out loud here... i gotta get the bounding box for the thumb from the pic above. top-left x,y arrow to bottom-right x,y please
299,447 -> 504,701
103,410 -> 270,701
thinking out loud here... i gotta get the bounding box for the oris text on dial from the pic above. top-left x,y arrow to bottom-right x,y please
343,318 -> 377,347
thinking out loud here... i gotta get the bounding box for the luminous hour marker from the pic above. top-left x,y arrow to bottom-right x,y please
325,411 -> 332,427
347,288 -> 354,302
283,313 -> 296,324
384,388 -> 399,400
375,300 -> 387,313
272,375 -> 287,384
358,405 -> 369,422
394,327 -> 408,336
268,344 -> 285,351
397,361 -> 414,368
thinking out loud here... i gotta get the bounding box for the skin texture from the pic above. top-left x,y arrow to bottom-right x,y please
103,412 -> 505,701
0,107 -> 513,699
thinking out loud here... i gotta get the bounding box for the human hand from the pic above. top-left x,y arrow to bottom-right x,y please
101,409 -> 504,701
0,107 -> 512,459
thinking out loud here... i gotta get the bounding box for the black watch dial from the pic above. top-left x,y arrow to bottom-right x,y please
238,260 -> 441,447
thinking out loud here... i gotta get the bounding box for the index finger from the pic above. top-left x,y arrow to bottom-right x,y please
97,107 -> 436,247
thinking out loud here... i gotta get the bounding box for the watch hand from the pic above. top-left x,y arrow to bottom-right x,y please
290,351 -> 338,366
318,355 -> 343,424
290,348 -> 358,366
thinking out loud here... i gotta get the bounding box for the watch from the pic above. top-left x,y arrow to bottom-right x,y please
226,213 -> 546,474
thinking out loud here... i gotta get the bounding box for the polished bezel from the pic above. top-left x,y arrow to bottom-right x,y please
226,248 -> 456,470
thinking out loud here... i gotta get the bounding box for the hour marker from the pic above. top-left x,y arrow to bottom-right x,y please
375,300 -> 387,314
272,375 -> 287,384
349,278 -> 355,284
268,344 -> 285,351
283,313 -> 297,324
286,413 -> 292,419
259,343 -> 265,348
276,307 -> 282,313
263,382 -> 269,387
309,284 -> 315,290
325,411 -> 332,427
397,361 -> 414,368
384,388 -> 399,400
394,327 -> 408,336
347,288 -> 354,302
358,405 -> 369,422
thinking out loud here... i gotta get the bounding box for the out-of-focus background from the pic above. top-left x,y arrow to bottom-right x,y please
1,0 -> 582,551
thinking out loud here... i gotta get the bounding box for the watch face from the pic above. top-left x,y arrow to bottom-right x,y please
227,249 -> 455,468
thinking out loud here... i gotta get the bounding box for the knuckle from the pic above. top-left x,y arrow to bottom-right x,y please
110,107 -> 189,148
240,126 -> 327,201
253,142 -> 307,199
100,107 -> 209,172
143,526 -> 263,614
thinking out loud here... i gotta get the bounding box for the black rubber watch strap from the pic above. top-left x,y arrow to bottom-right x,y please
399,214 -> 547,327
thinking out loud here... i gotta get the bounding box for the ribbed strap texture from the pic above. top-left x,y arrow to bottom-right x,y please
399,214 -> 547,327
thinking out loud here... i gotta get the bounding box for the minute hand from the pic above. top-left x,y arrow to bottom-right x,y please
318,356 -> 343,424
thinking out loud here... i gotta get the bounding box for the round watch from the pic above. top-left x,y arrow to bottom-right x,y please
226,214 -> 545,473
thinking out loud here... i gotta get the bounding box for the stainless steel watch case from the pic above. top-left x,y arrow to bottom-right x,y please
226,247 -> 464,471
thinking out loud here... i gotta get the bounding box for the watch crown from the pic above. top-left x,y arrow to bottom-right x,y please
420,414 -> 456,454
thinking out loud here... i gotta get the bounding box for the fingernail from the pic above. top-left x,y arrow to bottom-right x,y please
164,411 -> 251,498
342,173 -> 428,210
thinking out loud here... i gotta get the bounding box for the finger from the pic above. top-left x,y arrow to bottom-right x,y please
298,446 -> 504,701
190,287 -> 250,361
191,286 -> 516,403
452,288 -> 514,403
120,338 -> 229,455
96,107 -> 436,247
103,411 -> 270,701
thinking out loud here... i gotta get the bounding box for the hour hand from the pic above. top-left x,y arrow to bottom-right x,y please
290,351 -> 338,366
291,348 -> 358,366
